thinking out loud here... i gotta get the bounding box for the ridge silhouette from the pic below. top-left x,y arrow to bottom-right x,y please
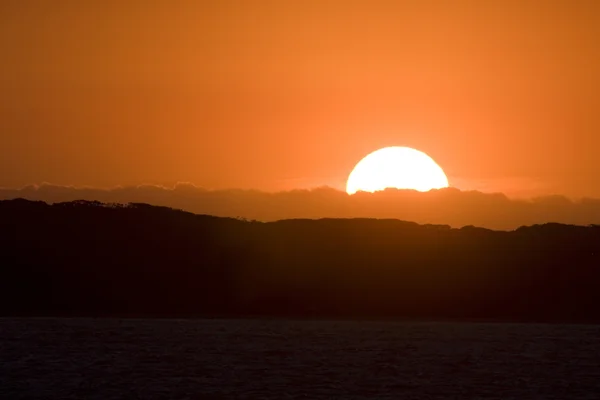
2,199 -> 600,323
4,184 -> 600,230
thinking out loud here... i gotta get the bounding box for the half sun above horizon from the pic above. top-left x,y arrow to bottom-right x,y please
346,146 -> 449,195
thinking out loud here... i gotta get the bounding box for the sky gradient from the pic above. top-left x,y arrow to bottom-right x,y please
1,1 -> 599,198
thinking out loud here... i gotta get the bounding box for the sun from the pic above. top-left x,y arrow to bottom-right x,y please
346,147 -> 449,195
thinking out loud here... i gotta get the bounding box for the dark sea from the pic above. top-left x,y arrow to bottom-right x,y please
1,318 -> 600,399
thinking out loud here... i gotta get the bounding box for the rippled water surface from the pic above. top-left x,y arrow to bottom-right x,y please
2,318 -> 600,399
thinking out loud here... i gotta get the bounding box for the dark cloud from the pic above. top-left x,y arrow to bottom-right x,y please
1,183 -> 600,230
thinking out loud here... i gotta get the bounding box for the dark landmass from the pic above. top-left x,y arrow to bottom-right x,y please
1,199 -> 600,323
4,183 -> 600,231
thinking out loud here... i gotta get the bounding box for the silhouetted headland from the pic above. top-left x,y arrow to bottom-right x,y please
4,184 -> 600,230
2,199 -> 600,323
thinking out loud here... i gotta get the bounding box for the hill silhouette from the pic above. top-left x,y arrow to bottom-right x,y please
1,198 -> 600,323
4,183 -> 600,230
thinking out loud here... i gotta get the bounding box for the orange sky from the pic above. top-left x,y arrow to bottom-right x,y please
1,1 -> 599,198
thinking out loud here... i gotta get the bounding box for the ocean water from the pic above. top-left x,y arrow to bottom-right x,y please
1,318 -> 600,399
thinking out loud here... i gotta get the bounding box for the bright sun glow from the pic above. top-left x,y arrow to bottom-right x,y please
346,146 -> 449,195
